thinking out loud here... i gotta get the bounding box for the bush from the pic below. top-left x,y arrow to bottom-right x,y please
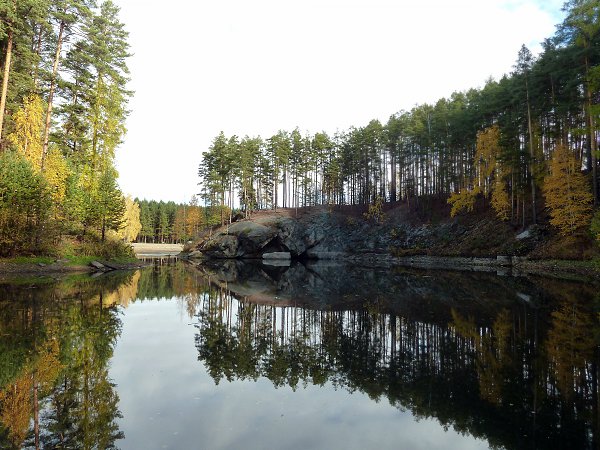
76,235 -> 135,259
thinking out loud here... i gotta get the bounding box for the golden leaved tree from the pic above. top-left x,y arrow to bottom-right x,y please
0,339 -> 62,449
543,144 -> 593,235
448,125 -> 510,221
44,147 -> 69,207
448,187 -> 479,217
7,94 -> 44,169
491,174 -> 511,221
474,125 -> 500,195
117,196 -> 142,242
546,294 -> 595,400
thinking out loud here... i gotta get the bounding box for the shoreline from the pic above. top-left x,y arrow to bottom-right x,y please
0,243 -> 184,278
183,252 -> 600,282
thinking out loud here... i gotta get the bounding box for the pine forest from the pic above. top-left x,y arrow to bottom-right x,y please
0,0 -> 133,257
199,0 -> 600,239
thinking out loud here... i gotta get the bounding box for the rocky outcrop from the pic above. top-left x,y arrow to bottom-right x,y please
185,204 -> 594,266
188,208 -> 476,261
192,211 -> 360,259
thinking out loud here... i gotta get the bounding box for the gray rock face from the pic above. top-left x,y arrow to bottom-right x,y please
192,211 -> 390,260
263,252 -> 292,260
200,234 -> 239,258
188,207 -> 510,261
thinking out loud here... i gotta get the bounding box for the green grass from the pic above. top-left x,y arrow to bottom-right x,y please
6,256 -> 56,265
1,255 -> 138,266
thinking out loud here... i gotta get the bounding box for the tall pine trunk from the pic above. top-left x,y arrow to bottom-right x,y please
584,53 -> 598,205
41,21 -> 65,171
0,29 -> 14,144
525,74 -> 537,224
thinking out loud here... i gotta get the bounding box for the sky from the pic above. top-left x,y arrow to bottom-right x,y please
113,0 -> 567,203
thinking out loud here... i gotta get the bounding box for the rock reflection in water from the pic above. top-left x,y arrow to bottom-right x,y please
193,260 -> 600,450
0,260 -> 599,450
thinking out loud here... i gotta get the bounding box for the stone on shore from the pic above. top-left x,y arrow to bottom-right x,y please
262,252 -> 292,260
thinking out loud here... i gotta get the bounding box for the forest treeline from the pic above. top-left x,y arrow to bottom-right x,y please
135,197 -> 229,244
199,0 -> 600,237
0,0 -> 133,256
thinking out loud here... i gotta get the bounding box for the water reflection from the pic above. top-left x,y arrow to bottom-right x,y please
193,261 -> 600,450
0,260 -> 598,449
0,272 -> 130,449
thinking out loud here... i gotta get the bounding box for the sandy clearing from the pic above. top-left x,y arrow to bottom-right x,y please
131,243 -> 183,256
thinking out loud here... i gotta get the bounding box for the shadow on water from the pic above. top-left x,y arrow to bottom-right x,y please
0,259 -> 599,449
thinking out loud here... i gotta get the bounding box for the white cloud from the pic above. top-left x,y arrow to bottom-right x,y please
114,0 -> 564,202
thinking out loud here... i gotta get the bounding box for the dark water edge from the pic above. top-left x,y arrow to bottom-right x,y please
0,258 -> 599,449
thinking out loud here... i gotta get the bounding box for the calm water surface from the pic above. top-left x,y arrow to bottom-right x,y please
0,259 -> 598,449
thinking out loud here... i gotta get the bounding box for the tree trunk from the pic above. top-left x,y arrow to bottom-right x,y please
32,24 -> 43,88
526,75 -> 537,224
585,53 -> 598,205
41,21 -> 65,171
0,29 -> 14,144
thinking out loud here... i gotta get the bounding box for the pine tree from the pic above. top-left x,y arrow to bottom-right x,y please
96,167 -> 125,241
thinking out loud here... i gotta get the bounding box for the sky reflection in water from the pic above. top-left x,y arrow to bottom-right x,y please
1,260 -> 598,449
111,300 -> 488,450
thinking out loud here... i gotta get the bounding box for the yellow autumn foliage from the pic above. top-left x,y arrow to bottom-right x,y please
103,270 -> 140,307
543,144 -> 593,235
447,187 -> 479,217
7,94 -> 45,170
117,196 -> 142,242
546,295 -> 595,400
43,146 -> 69,207
363,196 -> 385,223
0,372 -> 32,447
452,308 -> 513,405
475,125 -> 501,195
0,338 -> 62,448
491,177 -> 510,221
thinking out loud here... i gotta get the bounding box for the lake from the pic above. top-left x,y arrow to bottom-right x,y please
0,258 -> 598,449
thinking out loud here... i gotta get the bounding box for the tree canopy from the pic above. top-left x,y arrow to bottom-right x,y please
0,0 -> 131,255
198,1 -> 599,236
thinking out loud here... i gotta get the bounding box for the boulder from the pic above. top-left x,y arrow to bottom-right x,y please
263,252 -> 292,260
227,222 -> 278,256
496,255 -> 511,266
187,250 -> 203,259
201,234 -> 239,258
262,259 -> 291,267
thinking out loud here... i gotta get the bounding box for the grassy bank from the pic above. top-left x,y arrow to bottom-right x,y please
0,235 -> 141,276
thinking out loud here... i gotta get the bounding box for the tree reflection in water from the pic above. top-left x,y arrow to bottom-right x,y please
0,272 -> 130,449
0,260 -> 598,450
193,261 -> 600,450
